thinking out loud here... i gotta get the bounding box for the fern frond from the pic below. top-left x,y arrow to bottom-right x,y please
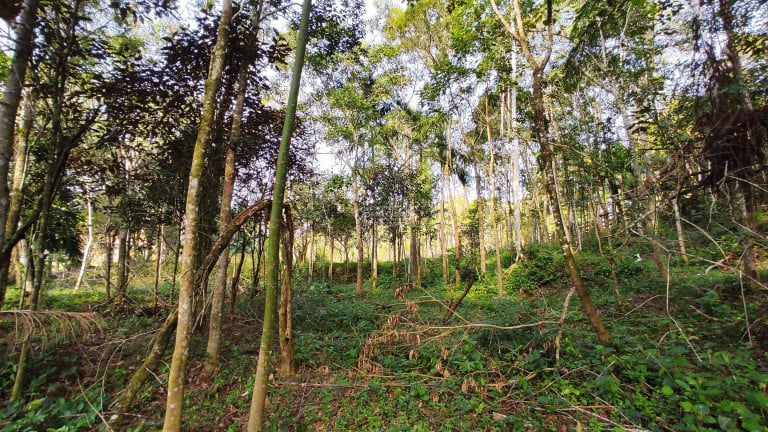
0,310 -> 101,350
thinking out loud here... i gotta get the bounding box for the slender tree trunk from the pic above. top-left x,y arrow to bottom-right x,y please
230,233 -> 246,314
353,182 -> 364,293
439,195 -> 448,285
116,227 -> 129,299
74,191 -> 94,291
475,163 -> 486,275
409,207 -> 420,289
483,99 -> 504,297
206,0 -> 264,371
307,225 -> 314,284
327,235 -> 334,281
153,225 -> 163,308
278,213 -> 296,376
491,0 -> 609,343
672,195 -> 688,264
163,1 -> 233,429
0,97 -> 32,303
247,0 -> 310,427
105,230 -> 113,299
0,0 -> 40,258
370,225 -> 377,290
169,224 -> 181,302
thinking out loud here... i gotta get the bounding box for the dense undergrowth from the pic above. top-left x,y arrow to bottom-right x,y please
0,244 -> 766,431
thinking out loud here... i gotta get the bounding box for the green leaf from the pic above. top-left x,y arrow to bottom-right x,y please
693,404 -> 710,415
680,401 -> 693,411
661,385 -> 674,396
717,415 -> 737,429
745,390 -> 768,410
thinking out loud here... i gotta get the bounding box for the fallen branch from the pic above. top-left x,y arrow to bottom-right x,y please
443,276 -> 475,323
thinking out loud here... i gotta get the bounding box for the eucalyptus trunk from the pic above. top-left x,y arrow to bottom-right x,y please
162,0 -> 233,429
247,0 -> 311,427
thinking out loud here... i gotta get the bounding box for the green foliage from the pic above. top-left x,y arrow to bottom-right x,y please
505,242 -> 567,293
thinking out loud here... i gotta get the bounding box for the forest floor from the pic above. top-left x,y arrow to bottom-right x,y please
1,245 -> 767,431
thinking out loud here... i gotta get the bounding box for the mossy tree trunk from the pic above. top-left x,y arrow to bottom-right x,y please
206,0 -> 265,371
162,0 -> 233,429
0,0 -> 40,306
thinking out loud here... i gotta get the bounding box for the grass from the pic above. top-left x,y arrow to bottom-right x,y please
0,247 -> 766,431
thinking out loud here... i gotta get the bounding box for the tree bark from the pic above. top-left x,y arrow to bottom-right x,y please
115,227 -> 129,299
0,96 -> 32,303
109,307 -> 178,429
475,163 -> 486,275
163,1 -> 233,429
278,210 -> 296,376
247,0 -> 311,427
74,191 -> 94,291
353,182 -> 364,293
206,0 -> 264,371
0,0 -> 40,257
153,225 -> 163,308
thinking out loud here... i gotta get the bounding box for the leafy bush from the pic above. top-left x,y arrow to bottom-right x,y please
505,242 -> 567,294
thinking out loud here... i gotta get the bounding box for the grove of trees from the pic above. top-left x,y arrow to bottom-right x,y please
0,0 -> 766,430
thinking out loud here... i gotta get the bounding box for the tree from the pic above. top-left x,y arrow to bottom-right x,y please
490,0 -> 610,343
247,0 -> 311,428
162,0 -> 233,429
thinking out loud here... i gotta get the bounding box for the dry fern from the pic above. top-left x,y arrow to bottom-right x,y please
0,310 -> 101,351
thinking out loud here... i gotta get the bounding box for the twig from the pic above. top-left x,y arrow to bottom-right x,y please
78,378 -> 114,432
622,295 -> 663,317
739,272 -> 753,348
688,305 -> 730,323
559,406 -> 650,432
555,286 -> 576,363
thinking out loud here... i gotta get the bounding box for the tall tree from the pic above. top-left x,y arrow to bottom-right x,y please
491,0 -> 610,343
162,0 -> 233,429
247,0 -> 311,428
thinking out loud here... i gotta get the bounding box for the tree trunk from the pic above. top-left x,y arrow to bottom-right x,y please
247,0 -> 310,427
74,191 -> 94,291
491,0 -> 609,344
0,97 -> 32,303
370,225 -> 377,291
153,225 -> 163,308
672,195 -> 688,264
307,225 -> 314,284
115,227 -> 129,299
230,233 -> 246,314
163,0 -> 233,429
409,203 -> 420,289
206,0 -> 264,371
353,182 -> 364,293
327,235 -> 334,281
475,163 -> 486,275
439,195 -> 448,285
0,0 -> 40,259
278,212 -> 296,376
